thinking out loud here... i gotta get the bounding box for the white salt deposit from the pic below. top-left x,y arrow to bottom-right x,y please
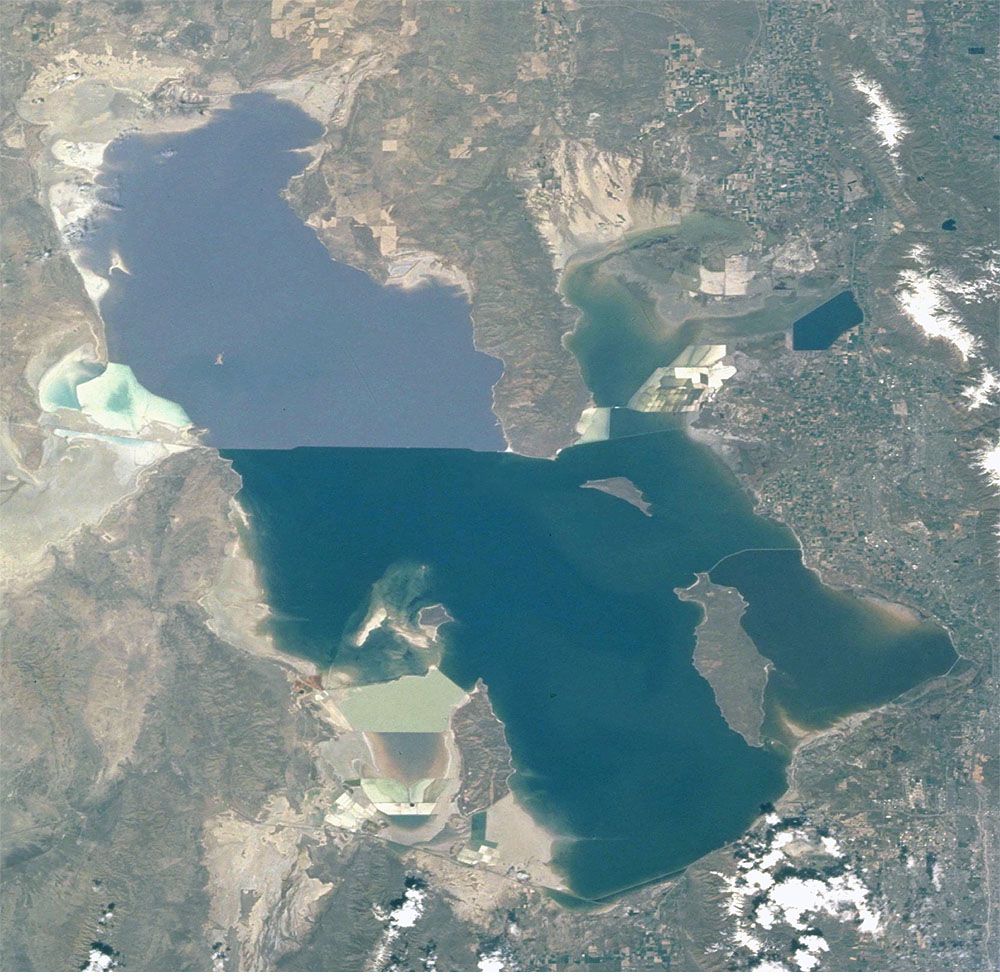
54,428 -> 188,482
47,180 -> 110,309
51,138 -> 108,175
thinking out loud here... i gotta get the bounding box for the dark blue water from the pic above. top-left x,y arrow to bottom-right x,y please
225,430 -> 956,898
85,93 -> 504,450
791,289 -> 864,351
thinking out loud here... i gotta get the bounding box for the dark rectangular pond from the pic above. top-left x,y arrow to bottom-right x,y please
791,289 -> 864,350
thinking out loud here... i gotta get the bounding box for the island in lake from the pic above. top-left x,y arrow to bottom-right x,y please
579,476 -> 653,515
675,571 -> 773,748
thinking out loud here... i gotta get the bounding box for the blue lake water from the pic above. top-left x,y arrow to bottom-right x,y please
226,432 -> 956,898
84,93 -> 504,450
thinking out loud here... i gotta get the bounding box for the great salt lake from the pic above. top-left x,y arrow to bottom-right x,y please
227,432 -> 956,898
84,91 -> 956,900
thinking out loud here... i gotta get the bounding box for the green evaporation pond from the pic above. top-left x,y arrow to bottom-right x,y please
340,668 -> 465,733
39,356 -> 191,435
75,363 -> 191,434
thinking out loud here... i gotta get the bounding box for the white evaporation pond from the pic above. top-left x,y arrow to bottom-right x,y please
75,362 -> 191,434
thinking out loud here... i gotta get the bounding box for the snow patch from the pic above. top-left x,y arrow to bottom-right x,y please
852,73 -> 909,159
963,369 -> 1000,410
977,440 -> 1000,491
896,246 -> 980,358
733,927 -> 763,954
936,250 -> 1000,305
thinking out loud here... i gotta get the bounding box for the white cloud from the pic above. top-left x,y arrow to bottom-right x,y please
768,873 -> 879,933
478,950 -> 509,972
388,883 -> 425,930
718,817 -> 881,971
749,958 -> 789,973
368,880 -> 427,970
81,948 -> 116,972
793,934 -> 831,972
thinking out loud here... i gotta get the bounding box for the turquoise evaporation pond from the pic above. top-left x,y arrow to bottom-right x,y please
83,92 -> 504,451
224,430 -> 956,899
